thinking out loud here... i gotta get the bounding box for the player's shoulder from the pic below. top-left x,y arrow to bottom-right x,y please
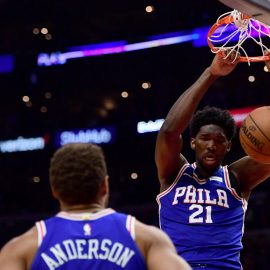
133,220 -> 192,270
135,219 -> 173,247
1,226 -> 37,252
0,225 -> 37,269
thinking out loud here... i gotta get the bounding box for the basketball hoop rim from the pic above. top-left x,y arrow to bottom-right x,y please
207,13 -> 270,62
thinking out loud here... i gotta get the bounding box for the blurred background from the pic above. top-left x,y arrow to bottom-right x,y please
0,0 -> 270,269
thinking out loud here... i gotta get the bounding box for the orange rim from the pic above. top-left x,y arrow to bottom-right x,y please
207,14 -> 270,62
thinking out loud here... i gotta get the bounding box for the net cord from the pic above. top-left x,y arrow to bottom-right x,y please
208,10 -> 270,64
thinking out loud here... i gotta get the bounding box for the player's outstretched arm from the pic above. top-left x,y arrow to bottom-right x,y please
155,52 -> 240,187
0,227 -> 37,270
265,51 -> 270,70
135,220 -> 191,270
229,156 -> 270,200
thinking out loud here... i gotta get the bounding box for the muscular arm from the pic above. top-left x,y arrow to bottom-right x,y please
229,156 -> 270,200
135,220 -> 191,270
266,60 -> 270,71
155,53 -> 239,188
224,52 -> 270,199
0,227 -> 38,270
264,50 -> 270,70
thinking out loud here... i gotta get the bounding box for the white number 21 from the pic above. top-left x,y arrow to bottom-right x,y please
189,204 -> 213,223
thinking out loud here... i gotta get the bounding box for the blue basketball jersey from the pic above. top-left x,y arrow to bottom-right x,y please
30,208 -> 147,270
157,163 -> 247,270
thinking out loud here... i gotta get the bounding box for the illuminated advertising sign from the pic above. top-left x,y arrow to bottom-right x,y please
137,119 -> 164,134
137,107 -> 258,134
55,127 -> 115,147
0,54 -> 14,73
0,136 -> 45,153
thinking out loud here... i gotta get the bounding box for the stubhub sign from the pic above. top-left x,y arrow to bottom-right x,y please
55,127 -> 115,147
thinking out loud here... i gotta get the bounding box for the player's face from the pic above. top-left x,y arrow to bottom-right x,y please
190,124 -> 232,170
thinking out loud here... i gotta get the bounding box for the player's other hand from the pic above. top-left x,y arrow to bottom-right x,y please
209,50 -> 240,77
264,50 -> 270,71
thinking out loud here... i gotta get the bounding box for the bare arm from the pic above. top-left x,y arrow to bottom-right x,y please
155,53 -> 240,188
264,50 -> 270,70
230,52 -> 270,195
135,220 -> 191,270
0,227 -> 38,270
229,156 -> 270,200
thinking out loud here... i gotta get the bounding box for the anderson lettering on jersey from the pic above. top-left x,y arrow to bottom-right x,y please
41,238 -> 135,270
31,209 -> 146,270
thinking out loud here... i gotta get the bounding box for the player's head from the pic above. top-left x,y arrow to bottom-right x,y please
49,143 -> 108,206
189,106 -> 236,140
189,106 -> 236,169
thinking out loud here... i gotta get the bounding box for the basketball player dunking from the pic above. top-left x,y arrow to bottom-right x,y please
155,52 -> 270,269
0,144 -> 191,270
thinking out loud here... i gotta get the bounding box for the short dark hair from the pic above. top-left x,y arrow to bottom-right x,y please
189,106 -> 237,140
49,143 -> 107,205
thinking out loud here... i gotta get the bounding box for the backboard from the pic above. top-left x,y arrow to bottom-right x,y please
218,0 -> 270,25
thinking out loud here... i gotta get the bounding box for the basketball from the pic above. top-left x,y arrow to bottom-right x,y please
239,106 -> 270,163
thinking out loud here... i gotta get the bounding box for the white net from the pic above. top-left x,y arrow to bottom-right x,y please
208,9 -> 270,65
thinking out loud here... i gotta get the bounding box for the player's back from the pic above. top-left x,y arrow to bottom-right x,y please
30,208 -> 147,270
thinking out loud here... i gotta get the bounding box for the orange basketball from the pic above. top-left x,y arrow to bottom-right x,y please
239,106 -> 270,164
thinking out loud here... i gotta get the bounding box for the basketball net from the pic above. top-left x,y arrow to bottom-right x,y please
208,9 -> 270,65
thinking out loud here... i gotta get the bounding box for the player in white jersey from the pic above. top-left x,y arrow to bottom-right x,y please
155,51 -> 270,269
0,143 -> 191,270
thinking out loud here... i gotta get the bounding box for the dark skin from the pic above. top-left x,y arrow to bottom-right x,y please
265,51 -> 270,71
190,124 -> 232,177
155,53 -> 270,201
